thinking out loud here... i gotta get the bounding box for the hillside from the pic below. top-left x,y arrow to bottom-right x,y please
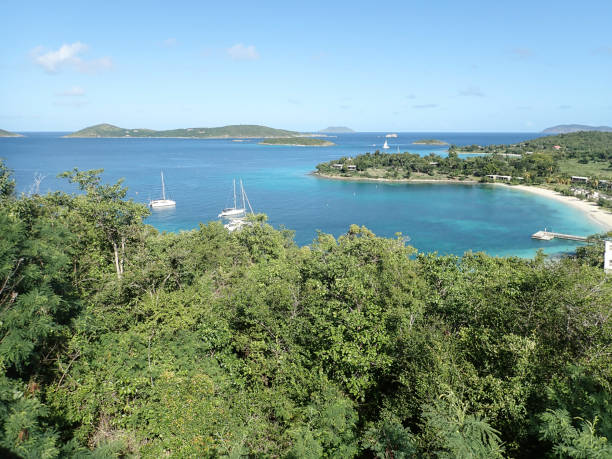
542,124 -> 612,134
259,137 -> 335,146
65,123 -> 301,138
318,126 -> 355,133
0,128 -> 23,137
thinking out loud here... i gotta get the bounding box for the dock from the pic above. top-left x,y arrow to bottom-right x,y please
531,230 -> 588,242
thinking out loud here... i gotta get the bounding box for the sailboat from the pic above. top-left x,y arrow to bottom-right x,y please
149,171 -> 176,208
383,140 -> 390,149
218,179 -> 246,218
220,180 -> 254,232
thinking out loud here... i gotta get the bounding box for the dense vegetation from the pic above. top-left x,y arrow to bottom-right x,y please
65,124 -> 301,139
1,159 -> 611,457
316,149 -> 560,183
0,129 -> 23,138
453,131 -> 612,163
259,137 -> 335,146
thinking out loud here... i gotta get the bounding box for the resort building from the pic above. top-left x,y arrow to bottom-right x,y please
605,241 -> 612,274
485,175 -> 512,181
346,165 -> 357,171
571,176 -> 589,183
332,163 -> 343,169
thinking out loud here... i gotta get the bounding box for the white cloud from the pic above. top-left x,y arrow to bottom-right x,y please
56,86 -> 85,97
413,103 -> 438,109
31,42 -> 112,73
163,38 -> 178,47
227,43 -> 259,60
459,86 -> 485,97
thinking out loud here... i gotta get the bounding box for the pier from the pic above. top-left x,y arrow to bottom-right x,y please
531,230 -> 588,242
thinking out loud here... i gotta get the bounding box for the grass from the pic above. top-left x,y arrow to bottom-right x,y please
557,159 -> 612,179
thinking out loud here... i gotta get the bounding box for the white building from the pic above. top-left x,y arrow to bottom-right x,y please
605,241 -> 612,274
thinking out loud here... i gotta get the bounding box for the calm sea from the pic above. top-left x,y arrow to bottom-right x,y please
0,132 -> 604,257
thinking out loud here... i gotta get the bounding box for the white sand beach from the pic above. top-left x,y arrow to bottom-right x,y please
509,185 -> 612,230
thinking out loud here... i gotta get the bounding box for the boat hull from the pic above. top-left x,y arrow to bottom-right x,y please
150,199 -> 176,208
218,208 -> 245,218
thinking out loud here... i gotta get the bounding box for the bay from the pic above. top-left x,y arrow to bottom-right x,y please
0,131 -> 603,257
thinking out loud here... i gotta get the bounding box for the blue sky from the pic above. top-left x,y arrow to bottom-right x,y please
1,0 -> 611,131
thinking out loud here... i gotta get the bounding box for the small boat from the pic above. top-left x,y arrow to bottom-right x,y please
383,140 -> 390,149
224,217 -> 252,232
219,179 -> 246,218
149,171 -> 176,208
386,133 -> 398,138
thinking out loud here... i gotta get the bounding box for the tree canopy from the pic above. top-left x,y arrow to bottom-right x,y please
0,161 -> 610,457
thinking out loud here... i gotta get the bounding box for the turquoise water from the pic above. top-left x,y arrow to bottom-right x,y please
0,132 -> 604,256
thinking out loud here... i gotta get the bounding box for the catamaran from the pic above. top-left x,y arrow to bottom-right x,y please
149,171 -> 176,208
383,140 -> 390,149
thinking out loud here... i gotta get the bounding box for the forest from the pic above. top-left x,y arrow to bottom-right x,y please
0,159 -> 611,457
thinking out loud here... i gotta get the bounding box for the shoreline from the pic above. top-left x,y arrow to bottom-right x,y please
312,173 -> 612,230
505,184 -> 612,230
311,172 -> 478,184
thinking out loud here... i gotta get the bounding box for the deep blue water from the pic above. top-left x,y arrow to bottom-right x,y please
0,132 -> 604,257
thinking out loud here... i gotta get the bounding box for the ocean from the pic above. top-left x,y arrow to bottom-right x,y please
0,131 -> 604,257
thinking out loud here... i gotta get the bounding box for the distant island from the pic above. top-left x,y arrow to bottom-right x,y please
259,137 -> 335,147
413,139 -> 448,145
542,124 -> 612,134
65,123 -> 303,139
0,129 -> 23,137
318,126 -> 355,133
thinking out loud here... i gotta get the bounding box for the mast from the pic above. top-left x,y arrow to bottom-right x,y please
240,180 -> 246,210
161,171 -> 166,200
233,179 -> 237,209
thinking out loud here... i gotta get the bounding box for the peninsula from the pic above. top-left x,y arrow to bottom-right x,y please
0,129 -> 23,137
259,137 -> 335,147
542,124 -> 612,134
318,126 -> 355,133
314,131 -> 612,226
65,123 -> 302,139
413,139 -> 448,145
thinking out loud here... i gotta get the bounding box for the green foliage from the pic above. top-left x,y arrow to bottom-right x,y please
539,409 -> 612,458
0,167 -> 611,456
0,159 -> 15,198
422,393 -> 505,458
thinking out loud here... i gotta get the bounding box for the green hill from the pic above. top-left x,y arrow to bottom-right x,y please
542,124 -> 612,134
0,128 -> 23,137
65,123 -> 301,138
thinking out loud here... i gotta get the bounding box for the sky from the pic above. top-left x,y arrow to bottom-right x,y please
1,0 -> 611,132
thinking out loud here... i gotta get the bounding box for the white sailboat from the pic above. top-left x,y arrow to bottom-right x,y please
221,180 -> 254,232
218,179 -> 246,218
383,140 -> 390,149
149,171 -> 176,208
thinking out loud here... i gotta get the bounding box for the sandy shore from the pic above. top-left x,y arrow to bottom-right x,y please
312,172 -> 477,184
501,185 -> 612,230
